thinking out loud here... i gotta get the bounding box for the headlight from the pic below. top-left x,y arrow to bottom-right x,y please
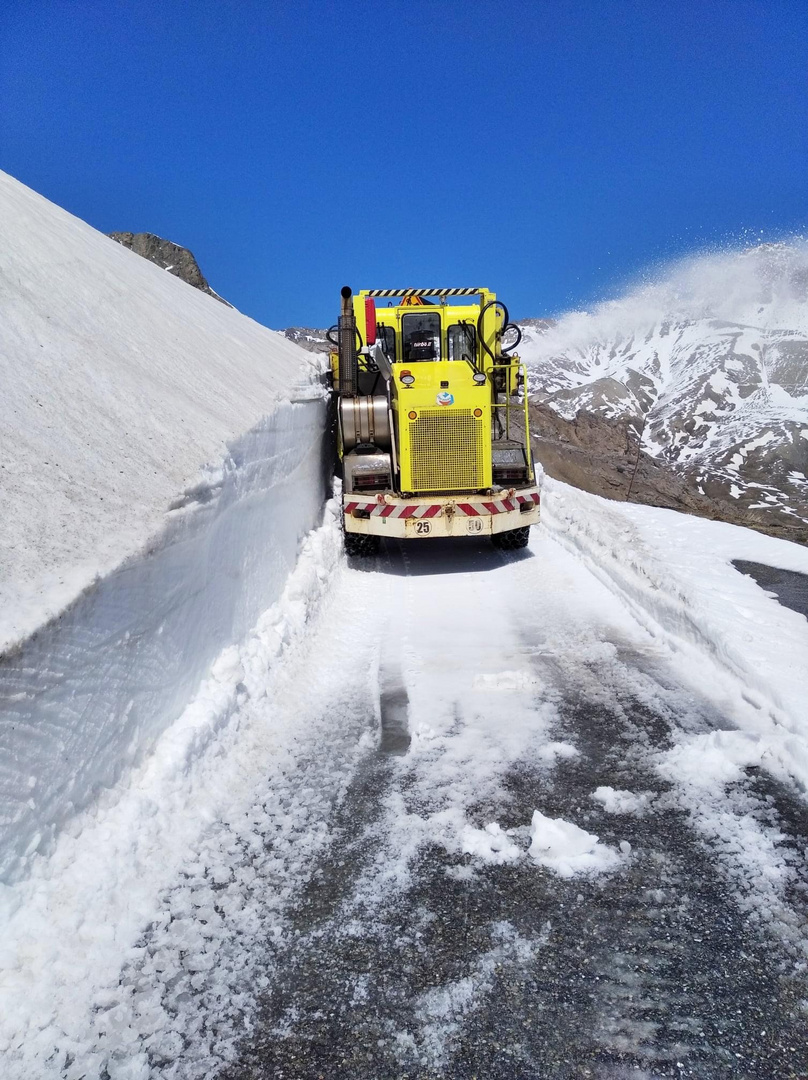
473,372 -> 487,384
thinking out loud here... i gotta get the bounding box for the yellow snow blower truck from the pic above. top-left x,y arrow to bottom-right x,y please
330,286 -> 540,556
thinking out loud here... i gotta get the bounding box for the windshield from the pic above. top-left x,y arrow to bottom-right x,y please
402,313 -> 441,362
447,322 -> 476,364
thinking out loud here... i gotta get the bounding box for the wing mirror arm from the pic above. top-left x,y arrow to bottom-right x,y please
371,340 -> 393,382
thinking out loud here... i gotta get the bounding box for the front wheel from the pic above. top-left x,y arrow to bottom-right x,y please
492,525 -> 530,550
343,529 -> 380,557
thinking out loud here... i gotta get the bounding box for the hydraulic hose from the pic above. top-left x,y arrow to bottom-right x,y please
501,322 -> 522,354
327,325 -> 363,350
477,300 -> 509,362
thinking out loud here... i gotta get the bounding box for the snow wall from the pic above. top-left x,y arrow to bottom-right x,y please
0,173 -> 333,883
0,398 -> 331,883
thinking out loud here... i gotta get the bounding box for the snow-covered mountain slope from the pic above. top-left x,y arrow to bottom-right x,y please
520,244 -> 808,534
0,170 -> 320,652
0,172 -> 330,884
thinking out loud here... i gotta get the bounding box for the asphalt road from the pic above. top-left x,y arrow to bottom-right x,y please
221,538 -> 808,1080
733,560 -> 808,623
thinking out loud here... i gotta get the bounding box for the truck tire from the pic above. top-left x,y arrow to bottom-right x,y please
344,530 -> 380,557
493,525 -> 530,550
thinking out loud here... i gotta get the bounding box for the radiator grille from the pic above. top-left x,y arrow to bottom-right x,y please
409,409 -> 484,492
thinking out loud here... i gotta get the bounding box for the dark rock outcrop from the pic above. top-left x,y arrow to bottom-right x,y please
283,328 -> 332,354
108,232 -> 231,306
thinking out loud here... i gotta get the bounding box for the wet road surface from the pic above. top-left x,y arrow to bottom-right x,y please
733,559 -> 808,622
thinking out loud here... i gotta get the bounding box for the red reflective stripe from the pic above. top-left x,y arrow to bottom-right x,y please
501,499 -> 514,512
457,503 -> 479,516
399,505 -> 418,518
379,505 -> 395,517
483,502 -> 499,515
345,502 -> 358,514
422,504 -> 442,518
533,492 -> 541,504
364,296 -> 377,345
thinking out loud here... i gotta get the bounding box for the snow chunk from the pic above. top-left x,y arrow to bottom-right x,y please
528,810 -> 621,877
659,730 -> 768,788
461,822 -> 521,864
591,786 -> 651,815
536,740 -> 579,764
472,670 -> 542,693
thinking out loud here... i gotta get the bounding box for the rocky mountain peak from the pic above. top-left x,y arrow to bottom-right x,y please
108,232 -> 231,306
282,327 -> 332,354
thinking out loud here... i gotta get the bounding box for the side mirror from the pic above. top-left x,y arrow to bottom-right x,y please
371,341 -> 393,381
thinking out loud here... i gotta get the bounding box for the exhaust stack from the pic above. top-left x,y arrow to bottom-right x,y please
337,285 -> 358,395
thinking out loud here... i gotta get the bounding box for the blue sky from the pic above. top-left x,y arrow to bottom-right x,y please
2,1 -> 806,327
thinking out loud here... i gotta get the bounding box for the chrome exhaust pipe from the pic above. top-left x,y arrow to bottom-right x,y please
337,285 -> 358,395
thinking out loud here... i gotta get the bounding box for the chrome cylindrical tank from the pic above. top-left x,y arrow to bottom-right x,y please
340,395 -> 391,451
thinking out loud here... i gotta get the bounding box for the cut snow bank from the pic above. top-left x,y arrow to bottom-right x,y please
0,172 -> 331,883
541,476 -> 808,791
0,502 -> 351,1079
0,169 -> 321,650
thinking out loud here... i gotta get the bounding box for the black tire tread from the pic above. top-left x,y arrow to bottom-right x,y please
492,525 -> 530,550
344,530 -> 380,557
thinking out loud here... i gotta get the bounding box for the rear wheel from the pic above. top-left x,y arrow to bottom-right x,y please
343,529 -> 380,557
492,525 -> 530,550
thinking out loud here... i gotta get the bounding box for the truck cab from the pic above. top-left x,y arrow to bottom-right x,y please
331,288 -> 540,554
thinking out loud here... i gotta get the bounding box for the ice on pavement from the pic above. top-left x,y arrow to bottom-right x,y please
3,474 -> 808,1074
528,810 -> 621,878
402,921 -> 544,1070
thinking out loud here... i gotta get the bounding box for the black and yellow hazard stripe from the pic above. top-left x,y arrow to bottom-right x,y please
366,288 -> 484,297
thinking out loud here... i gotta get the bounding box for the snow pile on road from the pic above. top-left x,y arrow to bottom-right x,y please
542,475 -> 808,790
0,172 -> 330,885
461,812 -> 624,877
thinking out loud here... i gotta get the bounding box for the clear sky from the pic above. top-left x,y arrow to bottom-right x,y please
2,0 -> 806,328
